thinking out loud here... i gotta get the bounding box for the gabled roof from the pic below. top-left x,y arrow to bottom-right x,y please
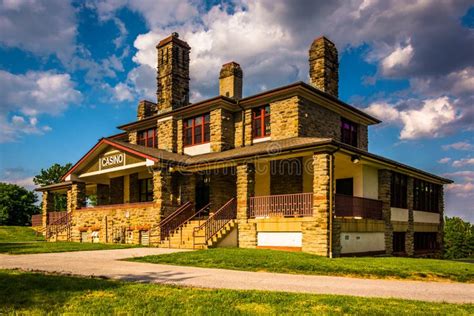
117,81 -> 381,131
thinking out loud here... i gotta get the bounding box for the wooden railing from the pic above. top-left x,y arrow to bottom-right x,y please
31,214 -> 42,227
159,201 -> 193,241
335,194 -> 383,220
249,193 -> 313,218
193,198 -> 237,248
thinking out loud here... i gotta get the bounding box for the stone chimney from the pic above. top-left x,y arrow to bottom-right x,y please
309,36 -> 339,98
219,62 -> 243,100
156,32 -> 190,113
137,100 -> 157,120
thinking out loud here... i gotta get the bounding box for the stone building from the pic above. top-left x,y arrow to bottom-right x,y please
36,33 -> 451,257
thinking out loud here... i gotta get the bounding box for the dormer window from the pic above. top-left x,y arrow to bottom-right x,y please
253,105 -> 270,138
184,113 -> 210,147
341,118 -> 358,147
138,128 -> 158,148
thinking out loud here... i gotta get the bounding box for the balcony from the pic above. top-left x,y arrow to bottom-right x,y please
249,193 -> 313,218
334,194 -> 383,220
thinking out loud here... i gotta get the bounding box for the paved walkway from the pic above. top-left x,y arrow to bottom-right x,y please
0,248 -> 473,304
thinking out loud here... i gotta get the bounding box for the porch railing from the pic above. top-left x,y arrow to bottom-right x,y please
78,201 -> 154,211
31,214 -> 42,227
159,201 -> 193,241
334,194 -> 383,220
193,198 -> 237,248
249,193 -> 313,218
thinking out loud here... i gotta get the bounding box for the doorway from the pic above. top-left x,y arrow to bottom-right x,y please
336,178 -> 354,196
195,174 -> 210,211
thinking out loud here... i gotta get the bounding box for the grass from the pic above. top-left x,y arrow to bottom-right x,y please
131,248 -> 474,283
1,270 -> 473,315
0,226 -> 137,254
0,226 -> 44,242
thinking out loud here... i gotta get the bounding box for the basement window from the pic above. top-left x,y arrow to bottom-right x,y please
341,118 -> 358,147
184,113 -> 210,146
138,128 -> 158,148
252,105 -> 270,138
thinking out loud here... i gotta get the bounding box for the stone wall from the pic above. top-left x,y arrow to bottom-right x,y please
176,119 -> 184,154
128,131 -> 137,144
302,153 -> 333,256
234,109 -> 252,148
236,163 -> 257,248
405,177 -> 414,256
157,117 -> 177,152
157,33 -> 190,112
270,158 -> 303,195
359,125 -> 369,151
436,186 -> 445,258
67,182 -> 86,212
137,100 -> 157,120
309,36 -> 339,98
219,62 -> 243,100
110,177 -> 124,204
270,97 -> 299,140
42,191 -> 54,228
210,108 -> 235,152
378,169 -> 393,255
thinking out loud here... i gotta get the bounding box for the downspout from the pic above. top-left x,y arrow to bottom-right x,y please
328,145 -> 340,259
236,100 -> 246,147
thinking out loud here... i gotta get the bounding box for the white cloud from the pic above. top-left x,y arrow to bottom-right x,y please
113,82 -> 134,102
442,141 -> 474,151
0,167 -> 36,191
452,158 -> 474,168
364,97 -> 459,140
0,70 -> 81,142
0,0 -> 77,61
446,182 -> 474,197
438,157 -> 451,164
443,171 -> 474,182
381,43 -> 414,76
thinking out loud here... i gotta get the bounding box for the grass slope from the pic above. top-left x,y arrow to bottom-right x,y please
0,226 -> 44,242
0,226 -> 137,254
1,270 -> 473,315
131,248 -> 474,283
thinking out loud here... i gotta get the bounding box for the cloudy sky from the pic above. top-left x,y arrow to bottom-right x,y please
0,0 -> 473,220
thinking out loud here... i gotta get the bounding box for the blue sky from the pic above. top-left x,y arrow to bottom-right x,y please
0,0 -> 473,220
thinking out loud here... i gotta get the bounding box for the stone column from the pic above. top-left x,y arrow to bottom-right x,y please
436,186 -> 445,258
128,131 -> 138,144
41,191 -> 54,230
157,117 -> 177,153
67,182 -> 86,212
302,153 -> 333,256
96,184 -> 110,206
236,163 -> 256,248
378,169 -> 393,255
405,177 -> 414,256
153,167 -> 173,219
210,108 -> 234,152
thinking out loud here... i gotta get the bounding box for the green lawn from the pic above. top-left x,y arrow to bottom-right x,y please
0,226 -> 137,254
0,226 -> 44,242
131,248 -> 474,283
1,270 -> 472,315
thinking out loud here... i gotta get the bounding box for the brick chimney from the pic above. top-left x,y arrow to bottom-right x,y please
219,62 -> 243,100
309,36 -> 339,98
156,32 -> 190,113
137,100 -> 157,120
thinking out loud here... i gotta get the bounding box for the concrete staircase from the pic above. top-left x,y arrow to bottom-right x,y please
159,219 -> 206,249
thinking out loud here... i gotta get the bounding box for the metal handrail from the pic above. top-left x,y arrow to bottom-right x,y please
193,198 -> 237,248
158,202 -> 194,241
44,211 -> 73,239
249,192 -> 313,218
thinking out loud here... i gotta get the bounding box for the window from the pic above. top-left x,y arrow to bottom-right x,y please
336,178 -> 353,196
184,113 -> 210,146
393,232 -> 406,253
138,128 -> 158,148
139,178 -> 153,202
391,172 -> 407,208
413,179 -> 440,212
414,232 -> 438,252
341,118 -> 358,147
252,105 -> 270,138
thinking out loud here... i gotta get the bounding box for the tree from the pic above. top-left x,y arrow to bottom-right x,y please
444,216 -> 474,259
33,163 -> 72,211
0,182 -> 40,226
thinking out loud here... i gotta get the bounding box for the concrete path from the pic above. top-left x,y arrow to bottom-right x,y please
0,248 -> 473,304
